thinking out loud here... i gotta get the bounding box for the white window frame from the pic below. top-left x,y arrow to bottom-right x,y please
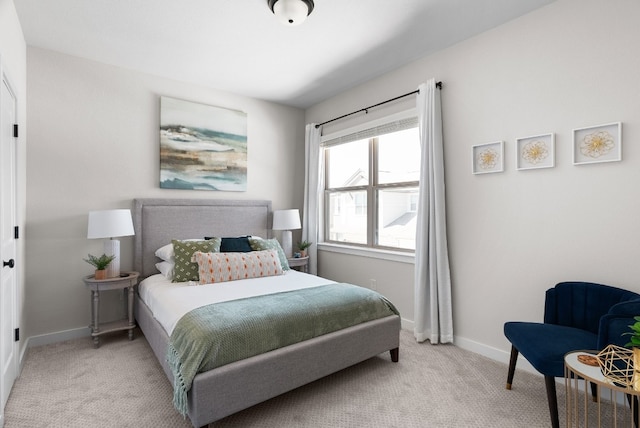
320,109 -> 419,257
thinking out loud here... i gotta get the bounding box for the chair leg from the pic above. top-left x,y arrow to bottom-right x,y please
505,344 -> 559,427
506,345 -> 519,390
544,375 -> 560,428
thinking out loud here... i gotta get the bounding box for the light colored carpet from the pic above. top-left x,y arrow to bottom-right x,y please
3,329 -> 630,427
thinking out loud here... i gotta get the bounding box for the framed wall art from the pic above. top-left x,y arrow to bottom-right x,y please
573,122 -> 621,165
472,141 -> 504,174
160,96 -> 248,191
516,133 -> 554,170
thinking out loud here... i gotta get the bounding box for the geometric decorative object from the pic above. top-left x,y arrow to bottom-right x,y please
596,344 -> 634,388
573,122 -> 622,165
516,133 -> 555,170
472,141 -> 504,174
267,0 -> 314,26
87,209 -> 135,278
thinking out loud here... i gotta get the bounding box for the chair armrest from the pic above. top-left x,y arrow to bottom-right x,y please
597,299 -> 640,349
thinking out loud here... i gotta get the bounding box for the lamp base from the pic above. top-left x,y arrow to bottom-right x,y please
280,230 -> 293,258
103,239 -> 121,278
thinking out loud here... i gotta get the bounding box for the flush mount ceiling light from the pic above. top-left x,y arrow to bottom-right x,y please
268,0 -> 314,26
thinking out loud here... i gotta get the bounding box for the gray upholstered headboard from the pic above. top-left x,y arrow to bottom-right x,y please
133,198 -> 272,278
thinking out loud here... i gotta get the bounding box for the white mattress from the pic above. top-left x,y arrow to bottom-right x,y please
139,270 -> 334,335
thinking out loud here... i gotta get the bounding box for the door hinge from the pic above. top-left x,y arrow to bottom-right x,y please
14,328 -> 19,342
14,226 -> 19,239
13,124 -> 18,138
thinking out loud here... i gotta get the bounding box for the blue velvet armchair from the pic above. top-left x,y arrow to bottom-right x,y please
504,281 -> 640,428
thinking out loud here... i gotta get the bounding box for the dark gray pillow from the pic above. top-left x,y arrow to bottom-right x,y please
205,236 -> 252,253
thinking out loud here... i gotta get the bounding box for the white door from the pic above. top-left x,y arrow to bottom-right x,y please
0,69 -> 18,423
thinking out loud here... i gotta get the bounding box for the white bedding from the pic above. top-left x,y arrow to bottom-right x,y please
139,270 -> 335,335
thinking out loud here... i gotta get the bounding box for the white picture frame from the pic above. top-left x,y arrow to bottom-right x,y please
516,133 -> 555,171
573,122 -> 621,165
472,141 -> 504,174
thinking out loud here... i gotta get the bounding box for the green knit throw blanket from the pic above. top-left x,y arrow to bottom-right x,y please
166,283 -> 399,416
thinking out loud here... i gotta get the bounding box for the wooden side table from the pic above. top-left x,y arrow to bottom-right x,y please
83,271 -> 139,348
288,256 -> 309,273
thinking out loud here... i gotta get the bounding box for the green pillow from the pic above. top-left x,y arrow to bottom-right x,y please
248,238 -> 290,270
171,238 -> 221,282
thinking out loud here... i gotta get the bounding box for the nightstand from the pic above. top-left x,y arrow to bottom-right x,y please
288,256 -> 309,273
83,271 -> 139,348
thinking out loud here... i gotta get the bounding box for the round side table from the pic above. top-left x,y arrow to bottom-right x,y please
565,350 -> 640,427
83,271 -> 139,348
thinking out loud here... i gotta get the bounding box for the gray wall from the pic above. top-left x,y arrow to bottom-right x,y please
306,0 -> 640,361
24,47 -> 305,340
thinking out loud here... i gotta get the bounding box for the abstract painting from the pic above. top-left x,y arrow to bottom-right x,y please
160,96 -> 247,191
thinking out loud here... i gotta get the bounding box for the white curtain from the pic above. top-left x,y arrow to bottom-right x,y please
302,123 -> 323,275
414,80 -> 453,344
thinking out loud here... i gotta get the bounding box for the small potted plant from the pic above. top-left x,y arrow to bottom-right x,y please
297,240 -> 312,258
624,316 -> 640,390
84,253 -> 116,280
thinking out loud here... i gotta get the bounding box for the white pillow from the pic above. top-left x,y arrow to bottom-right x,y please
155,261 -> 174,280
155,239 -> 203,262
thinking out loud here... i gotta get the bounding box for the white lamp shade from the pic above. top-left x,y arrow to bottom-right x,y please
273,0 -> 311,26
272,209 -> 301,231
87,209 -> 135,239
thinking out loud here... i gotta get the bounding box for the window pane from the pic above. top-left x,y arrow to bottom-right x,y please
378,128 -> 420,184
378,187 -> 418,250
327,139 -> 369,188
328,191 -> 367,244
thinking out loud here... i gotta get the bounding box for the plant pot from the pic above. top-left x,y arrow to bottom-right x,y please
300,250 -> 307,258
634,347 -> 640,391
94,269 -> 107,280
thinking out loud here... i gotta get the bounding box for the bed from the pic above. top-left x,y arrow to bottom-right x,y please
132,198 -> 401,427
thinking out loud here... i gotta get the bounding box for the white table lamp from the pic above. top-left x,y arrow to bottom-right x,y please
272,209 -> 301,258
87,209 -> 135,278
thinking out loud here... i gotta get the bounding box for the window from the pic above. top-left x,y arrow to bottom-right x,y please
323,117 -> 420,251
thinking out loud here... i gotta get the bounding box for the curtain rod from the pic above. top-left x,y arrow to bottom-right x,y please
315,81 -> 442,129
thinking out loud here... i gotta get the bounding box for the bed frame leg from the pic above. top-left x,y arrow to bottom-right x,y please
390,347 -> 399,362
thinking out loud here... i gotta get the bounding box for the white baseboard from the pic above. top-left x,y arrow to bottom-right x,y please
17,342 -> 28,375
400,324 -> 537,376
453,335 -> 538,376
26,326 -> 90,348
26,325 -> 537,381
15,328 -> 90,386
400,318 -> 414,331
29,323 -> 531,370
23,322 -> 586,400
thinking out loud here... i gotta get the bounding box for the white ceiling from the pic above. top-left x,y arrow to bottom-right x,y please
14,0 -> 554,108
